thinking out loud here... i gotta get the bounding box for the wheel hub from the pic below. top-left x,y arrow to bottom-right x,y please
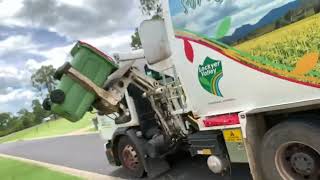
122,145 -> 139,170
290,152 -> 315,176
276,142 -> 320,180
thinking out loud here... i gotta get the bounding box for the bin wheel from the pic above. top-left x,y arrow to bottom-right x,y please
50,89 -> 65,104
117,136 -> 145,178
54,62 -> 71,80
42,98 -> 51,111
261,120 -> 320,180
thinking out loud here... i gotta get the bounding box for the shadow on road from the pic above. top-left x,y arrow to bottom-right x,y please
110,151 -> 252,180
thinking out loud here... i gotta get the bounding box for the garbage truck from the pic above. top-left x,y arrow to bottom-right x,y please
44,0 -> 320,179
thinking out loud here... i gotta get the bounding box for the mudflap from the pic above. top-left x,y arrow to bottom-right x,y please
125,128 -> 170,178
105,141 -> 117,166
144,157 -> 170,178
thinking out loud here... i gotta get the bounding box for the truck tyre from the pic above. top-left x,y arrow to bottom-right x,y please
117,136 -> 145,178
261,120 -> 320,180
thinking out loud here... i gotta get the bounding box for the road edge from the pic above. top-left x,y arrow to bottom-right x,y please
0,131 -> 99,144
0,153 -> 122,180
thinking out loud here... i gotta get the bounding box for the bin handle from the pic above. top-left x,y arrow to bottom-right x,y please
64,67 -> 119,106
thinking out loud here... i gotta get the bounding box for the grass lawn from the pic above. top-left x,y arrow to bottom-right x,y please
0,157 -> 83,180
87,127 -> 98,132
0,113 -> 95,144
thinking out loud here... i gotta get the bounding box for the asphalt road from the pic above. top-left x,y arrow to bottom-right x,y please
0,134 -> 252,180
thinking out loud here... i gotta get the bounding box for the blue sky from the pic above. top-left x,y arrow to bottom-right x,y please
0,0 -> 143,113
169,0 -> 184,16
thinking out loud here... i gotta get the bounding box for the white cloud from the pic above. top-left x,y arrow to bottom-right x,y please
36,44 -> 73,68
0,62 -> 31,89
0,88 -> 35,112
25,59 -> 42,70
25,30 -> 134,71
0,65 -> 27,79
0,35 -> 37,56
83,31 -> 133,53
0,0 -> 25,26
55,0 -> 86,7
11,0 -> 143,40
0,0 -> 23,16
0,61 -> 38,112
0,88 -> 34,103
25,32 -> 132,71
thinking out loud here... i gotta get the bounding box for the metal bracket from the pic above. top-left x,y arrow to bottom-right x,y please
65,67 -> 119,106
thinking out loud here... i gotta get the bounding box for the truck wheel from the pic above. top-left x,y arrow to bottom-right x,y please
117,136 -> 145,178
261,121 -> 320,180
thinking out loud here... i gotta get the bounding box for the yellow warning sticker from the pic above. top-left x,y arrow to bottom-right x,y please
202,149 -> 212,155
223,129 -> 243,142
197,149 -> 212,155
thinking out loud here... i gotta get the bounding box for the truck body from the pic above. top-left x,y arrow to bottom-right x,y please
47,0 -> 320,179
165,0 -> 320,118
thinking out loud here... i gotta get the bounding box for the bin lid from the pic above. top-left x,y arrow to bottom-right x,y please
71,41 -> 118,69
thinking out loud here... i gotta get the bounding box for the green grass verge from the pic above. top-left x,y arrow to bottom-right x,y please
0,157 -> 83,180
0,113 -> 95,144
86,127 -> 98,132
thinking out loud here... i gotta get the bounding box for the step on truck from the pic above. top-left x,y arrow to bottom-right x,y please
44,0 -> 320,179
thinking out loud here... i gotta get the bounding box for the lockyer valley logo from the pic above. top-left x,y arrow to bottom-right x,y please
198,57 -> 223,97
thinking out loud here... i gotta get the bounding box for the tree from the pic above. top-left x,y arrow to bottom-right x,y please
32,99 -> 49,124
131,28 -> 142,50
140,0 -> 162,17
130,0 -> 162,50
31,65 -> 56,96
18,109 -> 35,128
0,112 -> 25,137
0,113 -> 11,131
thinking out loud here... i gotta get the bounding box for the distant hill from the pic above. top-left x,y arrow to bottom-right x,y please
221,0 -> 301,44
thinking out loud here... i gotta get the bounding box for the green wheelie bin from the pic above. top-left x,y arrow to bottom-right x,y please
49,41 -> 118,122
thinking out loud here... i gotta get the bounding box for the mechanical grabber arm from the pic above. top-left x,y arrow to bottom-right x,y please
55,61 -> 161,115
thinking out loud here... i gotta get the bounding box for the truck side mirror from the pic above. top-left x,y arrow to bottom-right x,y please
139,19 -> 171,65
